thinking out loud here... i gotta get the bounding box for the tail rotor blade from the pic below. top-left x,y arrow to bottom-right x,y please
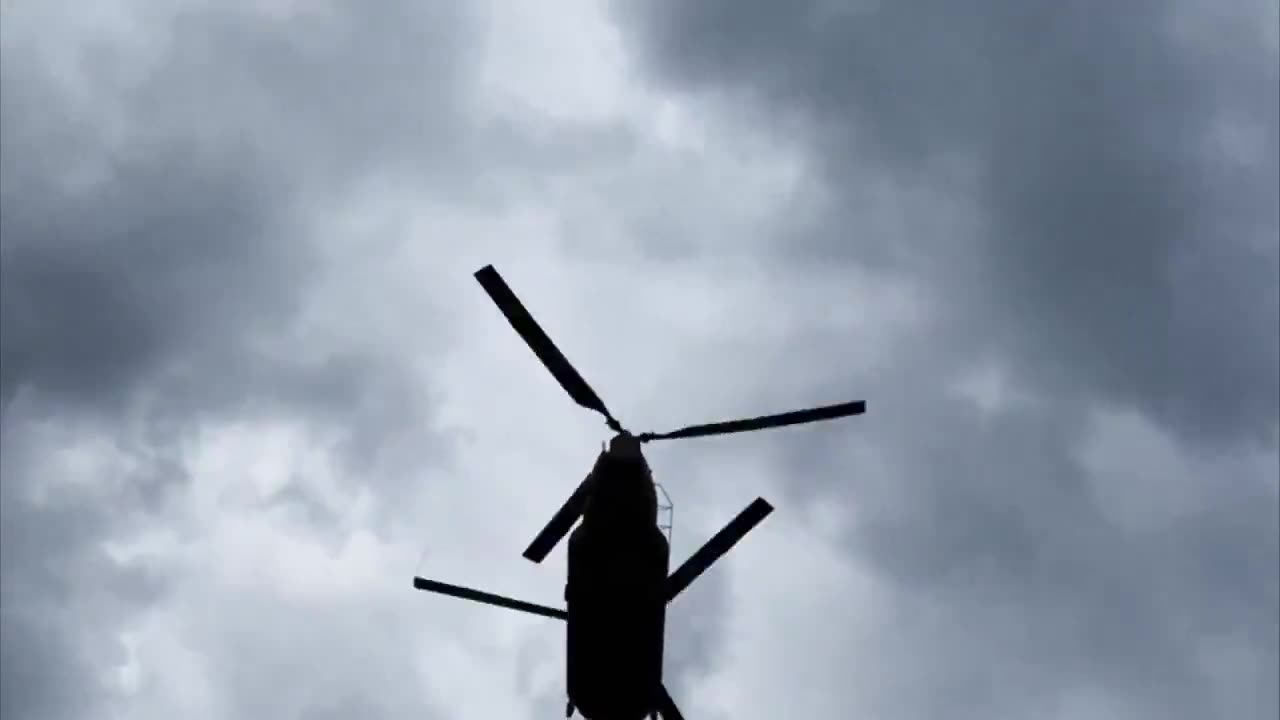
412,577 -> 567,620
666,497 -> 774,602
523,474 -> 594,563
474,265 -> 617,425
641,400 -> 866,442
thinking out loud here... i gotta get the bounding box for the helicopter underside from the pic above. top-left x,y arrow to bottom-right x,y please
566,521 -> 669,720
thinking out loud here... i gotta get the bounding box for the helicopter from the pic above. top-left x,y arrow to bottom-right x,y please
412,264 -> 867,720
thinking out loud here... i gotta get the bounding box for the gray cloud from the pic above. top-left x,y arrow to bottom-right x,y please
0,145 -> 305,414
1,3 -> 479,717
0,0 -> 484,421
2,1 -> 1275,719
614,1 -> 1279,718
771,359 -> 1277,718
132,3 -> 479,190
618,0 -> 1279,447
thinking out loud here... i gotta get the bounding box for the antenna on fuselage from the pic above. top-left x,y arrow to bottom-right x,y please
654,482 -> 674,545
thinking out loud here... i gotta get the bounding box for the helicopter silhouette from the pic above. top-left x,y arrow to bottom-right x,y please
412,265 -> 867,720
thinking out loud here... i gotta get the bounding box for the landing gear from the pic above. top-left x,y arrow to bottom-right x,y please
565,700 -> 575,717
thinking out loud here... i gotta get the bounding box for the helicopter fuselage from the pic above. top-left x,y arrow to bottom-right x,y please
564,445 -> 671,720
411,263 -> 862,720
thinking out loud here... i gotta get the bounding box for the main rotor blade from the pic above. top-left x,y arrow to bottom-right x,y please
655,684 -> 686,720
523,474 -> 593,563
666,497 -> 774,602
412,577 -> 567,620
641,400 -> 866,442
474,265 -> 616,423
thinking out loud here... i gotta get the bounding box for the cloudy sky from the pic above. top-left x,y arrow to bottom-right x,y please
2,1 -> 1277,719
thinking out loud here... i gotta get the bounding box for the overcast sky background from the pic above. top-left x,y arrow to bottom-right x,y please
1,2 -> 1277,719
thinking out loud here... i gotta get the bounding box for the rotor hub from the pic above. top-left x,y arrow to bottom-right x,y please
608,432 -> 643,459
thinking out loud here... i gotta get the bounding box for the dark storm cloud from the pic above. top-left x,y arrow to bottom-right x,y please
1,0 -> 479,419
131,2 -> 479,189
614,1 -> 1278,718
618,0 -> 1279,447
0,52 -> 302,718
773,355 -> 1277,718
1,2 -> 479,717
0,144 -> 305,414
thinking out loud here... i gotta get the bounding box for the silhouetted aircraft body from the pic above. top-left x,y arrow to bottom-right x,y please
412,265 -> 867,719
565,442 -> 670,719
